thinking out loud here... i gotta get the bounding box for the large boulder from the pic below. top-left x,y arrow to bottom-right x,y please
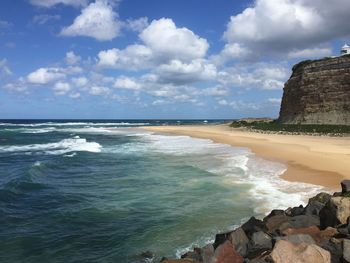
320,196 -> 350,228
214,241 -> 244,263
304,201 -> 325,216
162,260 -> 201,263
241,217 -> 267,238
270,240 -> 331,263
341,180 -> 350,194
281,226 -> 337,246
201,244 -> 215,263
265,214 -> 290,234
276,234 -> 315,245
228,227 -> 249,257
343,239 -> 350,263
287,215 -> 320,229
247,231 -> 272,258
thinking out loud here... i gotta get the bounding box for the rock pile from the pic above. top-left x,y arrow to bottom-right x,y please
161,180 -> 350,263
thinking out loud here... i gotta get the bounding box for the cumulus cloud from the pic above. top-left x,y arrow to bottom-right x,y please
114,76 -> 141,90
218,63 -> 290,90
139,18 -> 209,62
222,0 -> 350,60
89,86 -> 110,96
65,51 -> 81,65
53,81 -> 71,95
72,76 -> 88,87
60,0 -> 121,41
125,17 -> 149,32
27,67 -> 66,84
29,0 -> 88,8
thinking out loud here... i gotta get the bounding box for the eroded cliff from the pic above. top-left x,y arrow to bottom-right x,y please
279,55 -> 350,125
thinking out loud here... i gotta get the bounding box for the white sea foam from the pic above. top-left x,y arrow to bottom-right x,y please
0,138 -> 102,155
0,122 -> 150,127
33,161 -> 41,167
116,131 -> 327,213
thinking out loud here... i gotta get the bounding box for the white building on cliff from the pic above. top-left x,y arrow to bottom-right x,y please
341,44 -> 350,55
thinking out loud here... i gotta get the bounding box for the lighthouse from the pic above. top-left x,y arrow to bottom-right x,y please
341,44 -> 350,55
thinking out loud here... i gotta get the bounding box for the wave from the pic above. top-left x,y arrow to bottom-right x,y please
0,137 -> 102,155
0,122 -> 150,127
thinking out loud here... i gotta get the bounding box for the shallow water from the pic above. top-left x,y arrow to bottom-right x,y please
0,120 -> 324,262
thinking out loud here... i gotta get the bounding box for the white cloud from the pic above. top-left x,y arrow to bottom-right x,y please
27,67 -> 66,84
53,81 -> 71,95
125,17 -> 149,32
201,86 -> 229,96
222,0 -> 350,60
0,59 -> 12,76
268,98 -> 282,104
72,76 -> 88,87
97,44 -> 153,69
29,0 -> 88,8
32,14 -> 60,25
218,63 -> 290,90
155,59 -> 217,84
140,18 -> 209,61
69,92 -> 81,99
60,0 -> 121,41
65,51 -> 81,65
114,76 -> 141,90
89,86 -> 110,95
287,47 -> 332,59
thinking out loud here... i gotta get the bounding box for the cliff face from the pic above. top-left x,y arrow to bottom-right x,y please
279,55 -> 350,125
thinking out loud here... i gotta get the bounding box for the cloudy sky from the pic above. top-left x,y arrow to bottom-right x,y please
1,0 -> 349,119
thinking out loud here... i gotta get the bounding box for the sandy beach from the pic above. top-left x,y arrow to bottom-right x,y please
143,124 -> 350,190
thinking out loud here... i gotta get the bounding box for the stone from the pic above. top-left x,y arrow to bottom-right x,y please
140,251 -> 154,259
278,56 -> 350,125
304,201 -> 325,216
270,240 -> 331,263
228,227 -> 249,257
281,226 -> 337,246
201,244 -> 215,263
341,180 -> 350,194
321,240 -> 343,263
162,259 -> 201,263
214,241 -> 244,263
320,196 -> 350,228
343,239 -> 350,263
263,210 -> 285,222
277,234 -> 316,245
181,247 -> 202,261
265,214 -> 290,234
247,231 -> 272,258
241,217 -> 267,238
290,205 -> 304,217
288,215 -> 320,229
213,232 -> 231,250
308,192 -> 332,205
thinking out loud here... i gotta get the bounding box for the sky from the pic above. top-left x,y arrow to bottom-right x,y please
0,0 -> 350,119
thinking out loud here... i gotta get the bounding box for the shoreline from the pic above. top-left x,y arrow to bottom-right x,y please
142,124 -> 350,189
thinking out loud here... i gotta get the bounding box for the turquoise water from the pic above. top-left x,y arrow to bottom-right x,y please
0,121 -> 323,262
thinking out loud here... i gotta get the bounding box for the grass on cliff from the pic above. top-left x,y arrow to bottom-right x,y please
230,120 -> 350,134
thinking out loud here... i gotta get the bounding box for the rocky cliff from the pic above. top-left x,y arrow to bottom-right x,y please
279,55 -> 350,125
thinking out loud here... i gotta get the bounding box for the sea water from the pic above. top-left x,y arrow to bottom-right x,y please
0,120 -> 324,262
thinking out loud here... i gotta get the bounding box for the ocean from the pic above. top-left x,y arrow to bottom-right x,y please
0,120 -> 324,262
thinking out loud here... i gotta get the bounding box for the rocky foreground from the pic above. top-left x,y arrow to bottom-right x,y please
160,181 -> 350,263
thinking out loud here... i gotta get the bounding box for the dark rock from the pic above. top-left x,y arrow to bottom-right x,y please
288,215 -> 320,229
201,244 -> 214,263
263,210 -> 285,222
241,217 -> 267,238
181,247 -> 202,261
344,239 -> 350,263
264,214 -> 290,234
320,196 -> 350,229
228,227 -> 249,257
341,180 -> 350,194
213,232 -> 231,250
214,240 -> 244,263
308,192 -> 332,205
290,205 -> 304,217
304,201 -> 325,216
276,234 -> 315,245
247,231 -> 272,258
278,56 -> 350,125
162,259 -> 201,263
321,239 -> 343,263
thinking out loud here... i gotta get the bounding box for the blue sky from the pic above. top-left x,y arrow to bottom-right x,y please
0,0 -> 349,119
